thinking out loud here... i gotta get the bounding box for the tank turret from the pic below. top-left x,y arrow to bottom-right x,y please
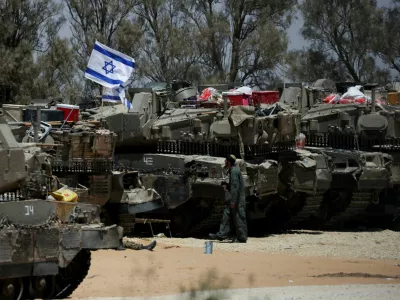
0,112 -> 29,193
281,79 -> 400,231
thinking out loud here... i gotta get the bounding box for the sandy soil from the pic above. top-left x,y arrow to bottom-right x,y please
70,230 -> 400,299
145,229 -> 400,260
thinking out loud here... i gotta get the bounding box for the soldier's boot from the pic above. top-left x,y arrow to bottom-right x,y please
141,240 -> 157,251
209,233 -> 225,241
117,239 -> 126,251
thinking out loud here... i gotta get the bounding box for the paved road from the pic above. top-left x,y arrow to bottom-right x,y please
71,284 -> 400,300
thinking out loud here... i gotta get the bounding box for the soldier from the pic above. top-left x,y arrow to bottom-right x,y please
123,239 -> 157,251
209,155 -> 248,243
117,227 -> 157,251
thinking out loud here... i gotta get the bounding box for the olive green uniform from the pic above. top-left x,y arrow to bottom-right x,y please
122,239 -> 157,250
215,165 -> 248,242
123,240 -> 143,250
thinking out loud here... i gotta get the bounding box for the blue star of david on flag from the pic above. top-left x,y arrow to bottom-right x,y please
102,61 -> 116,75
84,40 -> 135,89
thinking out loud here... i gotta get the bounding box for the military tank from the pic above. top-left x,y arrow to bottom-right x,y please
0,110 -> 122,299
78,78 -> 399,236
85,81 -> 329,236
5,106 -> 165,234
285,79 -> 400,229
45,121 -> 163,234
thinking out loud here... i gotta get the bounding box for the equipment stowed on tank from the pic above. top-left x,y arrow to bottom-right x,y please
85,80 -> 318,236
44,120 -> 164,234
0,109 -> 123,300
75,78 -> 400,235
284,79 -> 400,230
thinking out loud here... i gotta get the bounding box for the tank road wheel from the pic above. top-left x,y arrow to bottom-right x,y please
26,275 -> 55,299
53,250 -> 91,299
0,278 -> 24,300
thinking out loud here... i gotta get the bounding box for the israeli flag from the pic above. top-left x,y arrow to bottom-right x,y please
85,41 -> 135,89
122,97 -> 132,109
102,85 -> 125,103
102,85 -> 131,109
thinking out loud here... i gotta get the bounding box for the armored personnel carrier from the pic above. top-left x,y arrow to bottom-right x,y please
0,110 -> 122,299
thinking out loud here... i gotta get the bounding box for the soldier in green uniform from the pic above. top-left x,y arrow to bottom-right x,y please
117,227 -> 157,250
123,239 -> 157,250
209,155 -> 248,243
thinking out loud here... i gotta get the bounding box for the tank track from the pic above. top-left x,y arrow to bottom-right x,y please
188,198 -> 227,235
289,192 -> 325,226
54,250 -> 91,299
323,191 -> 373,229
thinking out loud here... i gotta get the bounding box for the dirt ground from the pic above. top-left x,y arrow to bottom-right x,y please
70,230 -> 400,298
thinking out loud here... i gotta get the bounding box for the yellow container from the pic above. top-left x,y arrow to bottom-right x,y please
387,92 -> 400,105
51,187 -> 78,202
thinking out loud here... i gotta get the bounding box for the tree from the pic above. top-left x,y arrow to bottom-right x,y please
33,37 -> 80,101
134,0 -> 202,82
0,0 -> 64,103
177,0 -> 230,82
178,0 -> 295,86
65,0 -> 142,96
286,48 -> 348,82
374,0 -> 400,75
300,0 -> 382,82
66,0 -> 140,69
225,0 -> 295,84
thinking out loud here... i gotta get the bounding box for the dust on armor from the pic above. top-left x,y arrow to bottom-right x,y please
0,110 -> 123,300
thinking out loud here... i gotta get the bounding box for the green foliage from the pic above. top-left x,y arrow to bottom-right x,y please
300,0 -> 383,82
0,0 -> 65,103
65,0 -> 141,95
178,0 -> 295,86
0,0 -> 398,104
134,0 -> 202,82
373,0 -> 400,75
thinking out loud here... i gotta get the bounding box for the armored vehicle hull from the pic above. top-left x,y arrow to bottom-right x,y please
292,79 -> 400,230
0,110 -> 122,299
80,80 -> 399,236
0,200 -> 121,300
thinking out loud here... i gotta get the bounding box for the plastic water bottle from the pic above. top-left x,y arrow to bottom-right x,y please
204,241 -> 213,254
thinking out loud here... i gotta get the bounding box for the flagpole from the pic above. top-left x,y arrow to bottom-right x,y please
101,93 -> 104,119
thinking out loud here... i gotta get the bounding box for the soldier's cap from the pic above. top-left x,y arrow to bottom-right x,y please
226,154 -> 236,165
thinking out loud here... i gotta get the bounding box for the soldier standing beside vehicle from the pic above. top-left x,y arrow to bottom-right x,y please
209,155 -> 248,243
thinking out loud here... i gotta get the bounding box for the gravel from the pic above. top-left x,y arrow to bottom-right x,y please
125,229 -> 400,260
